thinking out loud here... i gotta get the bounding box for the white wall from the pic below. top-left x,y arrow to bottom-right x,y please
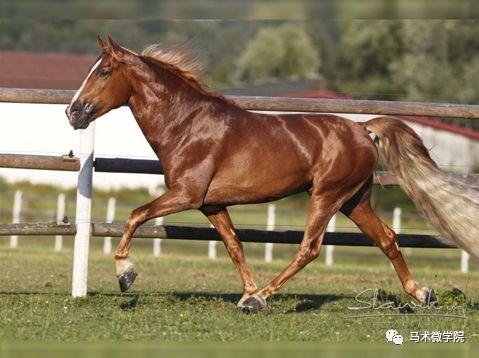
0,103 -> 164,191
407,122 -> 479,172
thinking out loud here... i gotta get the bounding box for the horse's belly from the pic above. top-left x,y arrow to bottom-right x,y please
203,169 -> 311,206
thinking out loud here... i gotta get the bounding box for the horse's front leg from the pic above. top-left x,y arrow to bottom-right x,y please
201,206 -> 258,307
115,187 -> 200,292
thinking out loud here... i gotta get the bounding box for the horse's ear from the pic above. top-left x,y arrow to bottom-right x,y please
108,35 -> 122,53
97,35 -> 107,51
107,35 -> 125,61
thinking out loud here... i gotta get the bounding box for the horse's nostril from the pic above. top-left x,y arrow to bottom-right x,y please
71,102 -> 82,111
68,103 -> 83,119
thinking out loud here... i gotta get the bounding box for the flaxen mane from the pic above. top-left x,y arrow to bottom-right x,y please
141,44 -> 204,86
140,43 -> 236,105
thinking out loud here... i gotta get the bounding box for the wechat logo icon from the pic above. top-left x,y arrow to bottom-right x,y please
386,329 -> 404,346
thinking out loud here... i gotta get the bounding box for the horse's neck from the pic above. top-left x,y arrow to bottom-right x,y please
128,79 -> 205,159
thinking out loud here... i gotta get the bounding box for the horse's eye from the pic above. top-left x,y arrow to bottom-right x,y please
99,68 -> 110,78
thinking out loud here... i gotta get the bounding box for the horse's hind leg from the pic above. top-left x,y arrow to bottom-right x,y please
341,183 -> 436,303
238,186 -> 341,312
201,206 -> 258,307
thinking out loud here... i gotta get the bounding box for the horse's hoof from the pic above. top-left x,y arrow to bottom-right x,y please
418,286 -> 437,305
423,287 -> 437,304
238,295 -> 266,314
118,268 -> 137,293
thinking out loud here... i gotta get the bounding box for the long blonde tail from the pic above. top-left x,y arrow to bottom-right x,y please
364,117 -> 479,259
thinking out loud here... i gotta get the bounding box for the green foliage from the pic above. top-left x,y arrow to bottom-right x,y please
0,176 -> 7,195
159,21 -> 261,86
389,21 -> 479,104
372,186 -> 417,214
333,20 -> 479,106
331,20 -> 479,129
458,56 -> 479,104
235,24 -> 320,82
332,20 -> 405,99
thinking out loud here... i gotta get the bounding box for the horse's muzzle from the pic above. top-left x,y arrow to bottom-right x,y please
66,102 -> 95,130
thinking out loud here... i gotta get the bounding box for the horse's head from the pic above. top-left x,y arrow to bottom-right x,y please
66,36 -> 135,129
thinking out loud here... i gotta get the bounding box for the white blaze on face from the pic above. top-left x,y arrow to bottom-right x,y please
67,58 -> 102,116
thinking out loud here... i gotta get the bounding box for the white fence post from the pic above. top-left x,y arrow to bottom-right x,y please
71,123 -> 95,298
264,204 -> 276,263
10,190 -> 22,248
103,197 -> 116,255
153,186 -> 165,257
54,193 -> 66,252
153,216 -> 164,257
461,251 -> 470,273
392,207 -> 410,256
208,223 -> 217,260
325,214 -> 336,267
392,207 -> 402,234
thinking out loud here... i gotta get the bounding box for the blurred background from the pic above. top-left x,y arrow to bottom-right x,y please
0,0 -> 478,267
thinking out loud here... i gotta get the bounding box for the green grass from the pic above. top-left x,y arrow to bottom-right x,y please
0,240 -> 478,343
0,179 -> 476,344
1,341 -> 477,358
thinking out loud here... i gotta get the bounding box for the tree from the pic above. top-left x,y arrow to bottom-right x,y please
161,21 -> 261,86
235,24 -> 320,82
390,21 -> 479,104
332,20 -> 404,100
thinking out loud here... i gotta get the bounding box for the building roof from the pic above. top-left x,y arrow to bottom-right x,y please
0,50 -> 97,89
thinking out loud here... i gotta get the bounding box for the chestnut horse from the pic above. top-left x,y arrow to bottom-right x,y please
66,36 -> 478,312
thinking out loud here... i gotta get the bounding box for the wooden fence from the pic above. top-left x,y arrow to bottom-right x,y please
1,87 -> 478,297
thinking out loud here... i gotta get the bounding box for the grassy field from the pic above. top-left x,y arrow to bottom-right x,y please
1,179 -> 477,347
0,238 -> 478,343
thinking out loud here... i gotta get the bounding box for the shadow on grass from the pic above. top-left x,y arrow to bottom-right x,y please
0,290 -> 345,312
119,294 -> 139,310
113,291 -> 345,312
1,289 -> 441,314
283,294 -> 344,313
